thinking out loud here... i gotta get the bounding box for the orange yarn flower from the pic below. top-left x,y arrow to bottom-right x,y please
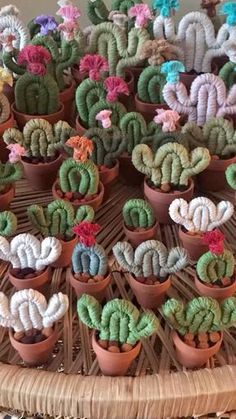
66,136 -> 93,162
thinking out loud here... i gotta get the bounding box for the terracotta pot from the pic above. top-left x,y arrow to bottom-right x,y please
9,328 -> 58,366
128,273 -> 171,309
144,178 -> 194,225
123,221 -> 158,248
22,153 -> 63,191
172,330 -> 223,369
197,156 -> 236,192
75,116 -> 86,136
3,82 -> 15,105
52,181 -> 104,211
70,271 -> 111,301
194,276 -> 236,301
12,102 -> 65,131
9,267 -> 50,291
99,160 -> 119,201
92,331 -> 141,376
59,82 -> 76,125
52,236 -> 77,269
135,94 -> 168,123
119,153 -> 144,186
0,114 -> 14,163
178,227 -> 208,261
0,184 -> 15,210
71,64 -> 85,85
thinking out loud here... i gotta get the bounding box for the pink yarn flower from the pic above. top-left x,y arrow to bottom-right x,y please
104,76 -> 129,102
203,230 -> 225,255
7,144 -> 26,163
17,45 -> 51,76
79,54 -> 109,81
72,222 -> 101,247
128,4 -> 153,28
58,21 -> 78,41
153,109 -> 180,132
96,110 -> 112,129
57,5 -> 81,22
0,31 -> 16,52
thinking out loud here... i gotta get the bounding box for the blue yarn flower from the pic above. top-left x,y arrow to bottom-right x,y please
152,0 -> 180,17
34,15 -> 58,35
161,61 -> 185,83
219,2 -> 236,26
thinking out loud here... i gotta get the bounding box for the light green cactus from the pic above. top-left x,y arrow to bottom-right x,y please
197,250 -> 235,284
226,163 -> 236,190
0,211 -> 17,237
141,123 -> 181,152
0,161 -> 23,192
59,158 -> 99,196
123,199 -> 155,229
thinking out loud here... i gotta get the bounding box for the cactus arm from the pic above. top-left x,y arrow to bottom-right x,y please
0,162 -> 23,191
181,122 -> 204,150
86,126 -> 125,167
0,236 -> 18,267
113,241 -> 139,275
219,61 -> 236,90
161,247 -> 188,276
42,293 -> 69,328
119,112 -> 148,154
88,100 -> 126,129
197,250 -> 235,284
142,127 -> 180,152
132,144 -> 156,180
221,297 -> 236,329
163,82 -> 194,121
0,211 -> 17,237
56,39 -> 79,91
153,15 -> 176,41
162,299 -> 188,335
133,310 -> 159,342
180,147 -> 210,186
72,243 -> 108,277
123,199 -> 155,229
169,198 -> 195,231
2,50 -> 26,75
77,294 -> 102,330
3,127 -> 24,147
75,205 -> 95,223
226,163 -> 236,190
31,35 -> 59,65
0,93 -> 10,124
27,205 -> 50,237
87,0 -> 109,25
137,66 -> 165,104
0,293 -> 15,329
112,0 -> 143,14
208,201 -> 234,230
185,297 -> 222,334
76,79 -> 106,127
36,237 -> 62,271
59,159 -> 99,195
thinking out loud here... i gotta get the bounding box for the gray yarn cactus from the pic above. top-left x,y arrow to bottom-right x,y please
72,242 -> 108,277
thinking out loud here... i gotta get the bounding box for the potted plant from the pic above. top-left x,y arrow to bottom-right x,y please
0,288 -> 68,365
162,295 -> 236,368
131,143 -> 210,224
0,158 -> 23,210
0,210 -> 17,238
169,197 -> 234,260
28,200 -> 95,268
70,222 -> 110,300
113,239 -> 188,309
77,294 -> 159,376
182,117 -> 236,191
226,163 -> 236,201
219,41 -> 236,90
0,233 -> 62,290
122,199 -> 158,247
3,119 -> 75,190
0,68 -> 14,162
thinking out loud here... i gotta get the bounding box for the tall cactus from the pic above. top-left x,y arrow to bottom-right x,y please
123,199 -> 155,229
59,158 -> 99,196
226,163 -> 236,190
197,249 -> 235,284
0,161 -> 23,192
0,211 -> 17,237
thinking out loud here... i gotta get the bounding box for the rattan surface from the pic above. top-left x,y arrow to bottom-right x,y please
0,179 -> 236,419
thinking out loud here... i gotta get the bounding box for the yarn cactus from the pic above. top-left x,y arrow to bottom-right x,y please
226,163 -> 236,190
153,0 -> 179,40
162,61 -> 236,126
0,161 -> 23,192
72,241 -> 108,277
0,211 -> 17,237
0,68 -> 13,124
197,248 -> 235,284
123,199 -> 155,229
113,240 -> 188,278
137,66 -> 166,104
0,5 -> 29,53
58,158 -> 99,196
87,0 -> 109,25
132,143 -> 211,188
141,127 -> 181,152
219,60 -> 236,90
28,200 -> 95,239
77,294 -> 159,345
169,197 -> 234,233
119,112 -> 149,154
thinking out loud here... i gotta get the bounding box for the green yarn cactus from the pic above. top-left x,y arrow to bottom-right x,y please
137,66 -> 166,103
226,163 -> 236,190
72,242 -> 108,276
87,0 -> 109,25
119,112 -> 148,155
77,294 -> 159,345
132,143 -> 211,188
0,211 -> 17,236
123,199 -> 155,229
28,200 -> 95,239
141,124 -> 181,152
197,250 -> 235,284
59,158 -> 99,196
0,162 -> 23,192
219,61 -> 236,90
3,50 -> 26,76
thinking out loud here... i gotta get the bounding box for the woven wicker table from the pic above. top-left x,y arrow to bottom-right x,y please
0,179 -> 236,419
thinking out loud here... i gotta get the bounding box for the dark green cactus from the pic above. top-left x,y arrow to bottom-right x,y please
226,163 -> 236,190
137,66 -> 166,103
123,199 -> 155,229
87,0 -> 109,25
119,112 -> 148,155
59,158 -> 99,196
219,61 -> 236,90
197,250 -> 235,284
112,0 -> 143,14
0,211 -> 17,236
3,50 -> 26,76
142,123 -> 181,152
0,161 -> 23,192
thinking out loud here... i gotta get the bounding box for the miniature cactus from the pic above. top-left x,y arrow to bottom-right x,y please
119,112 -> 149,155
141,127 -> 181,152
0,161 -> 23,192
137,65 -> 166,104
0,211 -> 17,237
169,197 -> 234,233
113,240 -> 188,278
226,163 -> 236,189
197,248 -> 235,284
0,233 -> 62,270
123,199 -> 155,229
0,5 -> 29,52
28,200 -> 95,239
153,0 -> 179,40
58,158 -> 99,196
0,68 -> 13,124
77,294 -> 159,345
72,241 -> 108,276
132,143 -> 210,188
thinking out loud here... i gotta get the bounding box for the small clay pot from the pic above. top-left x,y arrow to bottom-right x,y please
178,227 -> 208,261
70,272 -> 111,301
12,102 -> 65,131
52,181 -> 105,211
0,114 -> 14,163
197,156 -> 236,192
99,160 -> 119,201
119,153 -> 144,186
59,82 -> 76,125
144,178 -> 194,225
9,267 -> 50,291
9,328 -> 58,366
135,94 -> 169,123
0,184 -> 15,210
128,274 -> 171,309
172,330 -> 223,369
194,276 -> 236,301
92,331 -> 141,376
22,153 -> 63,191
75,116 -> 86,136
123,221 -> 158,248
52,236 -> 77,269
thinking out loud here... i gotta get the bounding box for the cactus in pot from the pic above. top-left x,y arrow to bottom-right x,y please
0,210 -> 17,237
226,163 -> 236,191
0,158 -> 23,210
77,294 -> 158,375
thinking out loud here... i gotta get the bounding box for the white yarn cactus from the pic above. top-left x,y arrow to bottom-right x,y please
0,289 -> 69,333
0,233 -> 62,270
169,197 -> 234,233
0,5 -> 29,52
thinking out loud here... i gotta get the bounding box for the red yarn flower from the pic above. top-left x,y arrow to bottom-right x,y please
104,76 -> 130,102
79,54 -> 109,81
72,222 -> 101,247
203,230 -> 225,255
17,45 -> 51,76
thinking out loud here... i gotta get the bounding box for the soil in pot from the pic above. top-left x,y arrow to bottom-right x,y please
52,235 -> 77,269
9,327 -> 58,365
123,220 -> 158,248
0,114 -> 14,163
99,160 -> 119,202
197,155 -> 236,192
92,330 -> 141,376
179,227 -> 208,261
128,273 -> 171,309
172,330 -> 223,368
0,184 -> 15,210
11,102 -> 65,131
22,153 -> 63,191
119,153 -> 144,186
70,271 -> 111,301
144,178 -> 194,225
59,82 -> 76,125
135,95 -> 169,123
52,180 -> 104,211
194,275 -> 236,301
9,267 -> 50,291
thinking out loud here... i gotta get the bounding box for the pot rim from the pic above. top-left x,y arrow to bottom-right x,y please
92,330 -> 141,357
195,275 -> 236,291
172,330 -> 223,353
22,152 -> 63,168
134,93 -> 167,108
123,220 -> 158,235
53,180 -> 104,203
9,266 -> 49,284
9,326 -> 57,349
70,270 -> 110,287
179,226 -> 204,238
11,102 -> 65,118
129,272 -> 171,289
144,177 -> 194,196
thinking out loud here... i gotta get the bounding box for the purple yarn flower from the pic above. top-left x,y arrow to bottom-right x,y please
34,15 -> 58,35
